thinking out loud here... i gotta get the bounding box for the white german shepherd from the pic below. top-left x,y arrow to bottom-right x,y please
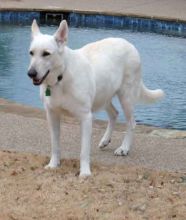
28,20 -> 164,176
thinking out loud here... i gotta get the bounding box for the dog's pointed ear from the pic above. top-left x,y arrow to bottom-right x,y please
31,19 -> 41,38
54,20 -> 68,44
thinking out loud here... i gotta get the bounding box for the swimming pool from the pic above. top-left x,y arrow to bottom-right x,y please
0,24 -> 185,130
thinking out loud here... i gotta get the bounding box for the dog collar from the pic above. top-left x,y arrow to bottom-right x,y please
57,74 -> 63,82
45,74 -> 63,96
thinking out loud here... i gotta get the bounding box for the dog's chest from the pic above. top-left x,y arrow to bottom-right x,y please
41,86 -> 84,116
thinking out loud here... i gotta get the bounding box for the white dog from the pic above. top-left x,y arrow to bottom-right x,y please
28,20 -> 164,176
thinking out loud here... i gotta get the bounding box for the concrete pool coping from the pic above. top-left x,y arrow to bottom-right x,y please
0,98 -> 186,173
0,0 -> 186,22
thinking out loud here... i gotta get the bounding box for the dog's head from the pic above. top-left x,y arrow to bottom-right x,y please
28,19 -> 68,86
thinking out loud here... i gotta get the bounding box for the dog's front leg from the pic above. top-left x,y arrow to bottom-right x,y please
80,112 -> 92,177
45,108 -> 61,169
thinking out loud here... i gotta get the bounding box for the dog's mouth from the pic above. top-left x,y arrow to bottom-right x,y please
32,70 -> 50,86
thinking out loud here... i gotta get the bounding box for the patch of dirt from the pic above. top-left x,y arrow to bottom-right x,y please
0,150 -> 186,220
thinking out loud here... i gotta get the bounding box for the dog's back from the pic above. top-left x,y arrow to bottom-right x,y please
80,37 -> 142,110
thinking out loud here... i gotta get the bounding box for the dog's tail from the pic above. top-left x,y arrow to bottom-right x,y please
138,82 -> 165,104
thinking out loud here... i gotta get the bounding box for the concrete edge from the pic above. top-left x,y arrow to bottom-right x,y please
0,98 -> 154,133
0,8 -> 185,23
1,98 -> 186,139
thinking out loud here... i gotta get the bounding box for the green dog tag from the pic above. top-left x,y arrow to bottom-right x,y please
45,86 -> 51,96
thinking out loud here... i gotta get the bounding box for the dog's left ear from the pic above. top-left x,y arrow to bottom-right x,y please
31,19 -> 41,38
54,20 -> 68,45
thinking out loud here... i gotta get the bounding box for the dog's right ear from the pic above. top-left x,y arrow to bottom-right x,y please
31,19 -> 41,38
54,20 -> 68,45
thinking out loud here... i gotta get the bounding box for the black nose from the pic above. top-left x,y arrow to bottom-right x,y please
28,68 -> 38,79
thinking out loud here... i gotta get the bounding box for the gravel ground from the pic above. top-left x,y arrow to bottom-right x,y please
0,150 -> 186,220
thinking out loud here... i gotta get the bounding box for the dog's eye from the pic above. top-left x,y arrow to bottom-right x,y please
29,51 -> 34,56
42,51 -> 51,57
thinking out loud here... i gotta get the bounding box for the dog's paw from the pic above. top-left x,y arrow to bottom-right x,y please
45,159 -> 60,169
80,166 -> 91,177
114,146 -> 129,156
45,164 -> 58,169
79,171 -> 91,178
98,138 -> 111,149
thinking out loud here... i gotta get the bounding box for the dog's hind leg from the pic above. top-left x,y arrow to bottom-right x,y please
114,94 -> 136,156
98,102 -> 118,149
45,109 -> 61,169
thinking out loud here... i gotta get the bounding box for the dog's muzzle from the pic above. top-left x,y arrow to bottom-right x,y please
28,68 -> 50,86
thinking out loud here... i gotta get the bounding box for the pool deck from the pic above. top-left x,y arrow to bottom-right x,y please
0,0 -> 186,22
0,98 -> 186,173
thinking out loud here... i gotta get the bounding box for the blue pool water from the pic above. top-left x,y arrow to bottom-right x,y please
0,24 -> 185,130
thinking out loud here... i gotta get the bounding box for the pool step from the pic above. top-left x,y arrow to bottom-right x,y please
41,12 -> 70,24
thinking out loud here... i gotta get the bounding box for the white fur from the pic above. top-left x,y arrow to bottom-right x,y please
28,20 -> 164,176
